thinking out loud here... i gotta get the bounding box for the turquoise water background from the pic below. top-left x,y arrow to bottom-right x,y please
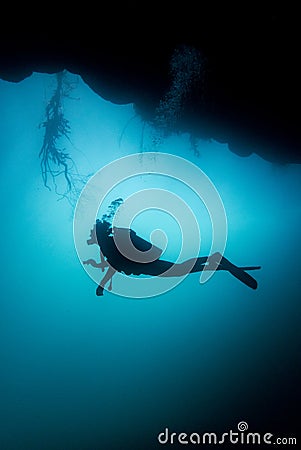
0,73 -> 300,449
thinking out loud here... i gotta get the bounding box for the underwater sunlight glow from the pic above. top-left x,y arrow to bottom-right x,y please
0,72 -> 300,449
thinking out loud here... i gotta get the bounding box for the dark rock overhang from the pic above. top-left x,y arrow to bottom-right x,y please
1,4 -> 300,164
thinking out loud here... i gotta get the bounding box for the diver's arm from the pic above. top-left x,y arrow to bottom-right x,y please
83,258 -> 108,269
83,249 -> 108,270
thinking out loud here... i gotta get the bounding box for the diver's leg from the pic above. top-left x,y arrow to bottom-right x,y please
167,257 -> 208,275
142,258 -> 208,277
143,255 -> 225,277
172,256 -> 227,275
195,253 -> 231,272
96,267 -> 116,296
202,252 -> 224,271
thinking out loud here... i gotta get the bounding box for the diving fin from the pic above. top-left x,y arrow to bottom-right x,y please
220,256 -> 259,290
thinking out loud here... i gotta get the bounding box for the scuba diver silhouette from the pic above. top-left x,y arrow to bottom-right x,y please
83,219 -> 261,296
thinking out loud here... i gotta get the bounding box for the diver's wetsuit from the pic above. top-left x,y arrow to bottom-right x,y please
92,220 -> 259,295
96,220 -> 214,278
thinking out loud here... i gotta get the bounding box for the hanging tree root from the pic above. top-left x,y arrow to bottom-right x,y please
39,71 -> 88,206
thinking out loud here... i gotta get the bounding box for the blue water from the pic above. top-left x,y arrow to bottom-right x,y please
0,73 -> 300,449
